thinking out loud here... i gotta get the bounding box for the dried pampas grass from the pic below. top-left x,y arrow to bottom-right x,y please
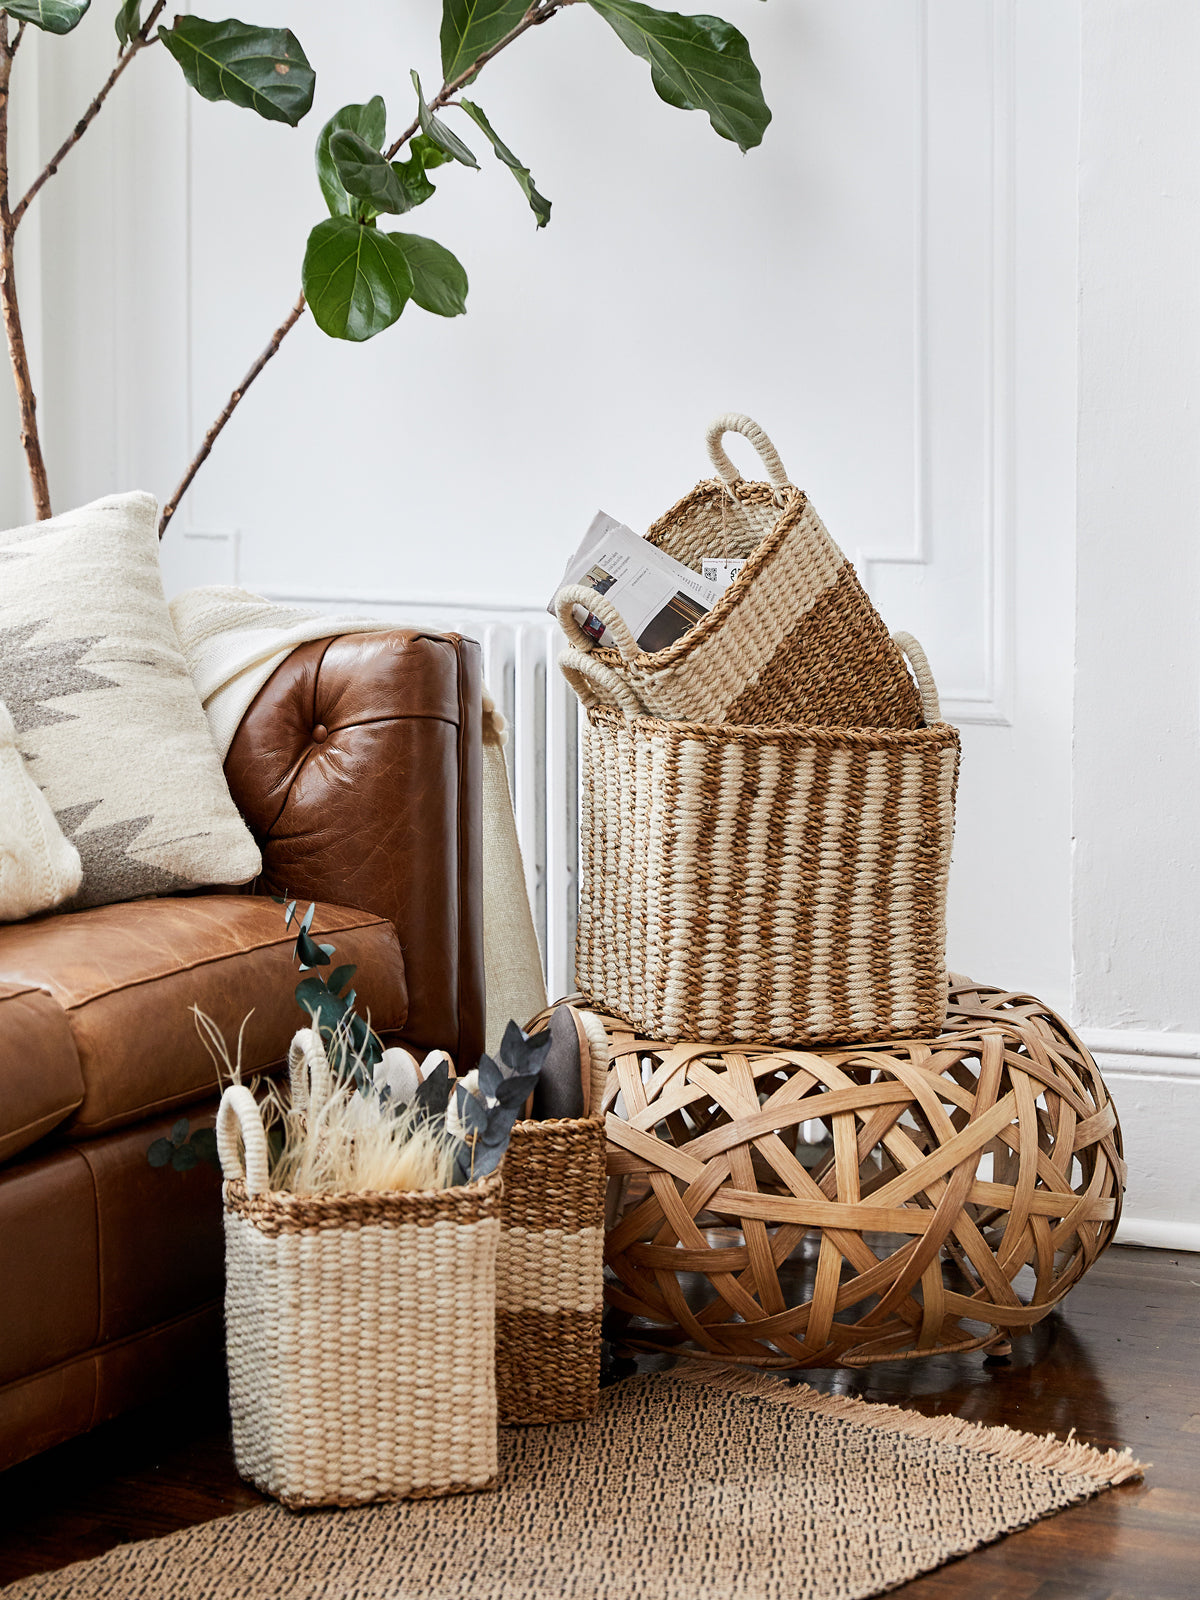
192,1009 -> 456,1198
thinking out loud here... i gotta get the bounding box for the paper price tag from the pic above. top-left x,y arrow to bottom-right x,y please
700,558 -> 747,594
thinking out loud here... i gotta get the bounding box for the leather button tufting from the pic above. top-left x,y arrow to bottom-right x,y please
311,724 -> 328,744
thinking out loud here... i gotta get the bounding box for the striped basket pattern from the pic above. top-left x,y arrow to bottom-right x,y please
494,1006 -> 609,1425
574,689 -> 960,1046
556,414 -> 923,729
217,1086 -> 500,1508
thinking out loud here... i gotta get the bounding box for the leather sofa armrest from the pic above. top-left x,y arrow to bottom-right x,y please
223,629 -> 484,1070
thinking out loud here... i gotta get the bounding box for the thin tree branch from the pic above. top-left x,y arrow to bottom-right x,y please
1,16 -> 52,519
12,1 -> 166,231
159,0 -> 581,538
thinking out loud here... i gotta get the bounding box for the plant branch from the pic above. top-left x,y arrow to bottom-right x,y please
1,16 -> 52,519
12,2 -> 167,231
159,0 -> 580,538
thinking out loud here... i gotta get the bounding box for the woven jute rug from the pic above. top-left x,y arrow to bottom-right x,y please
3,1367 -> 1144,1600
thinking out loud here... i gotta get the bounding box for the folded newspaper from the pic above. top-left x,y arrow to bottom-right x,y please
550,511 -> 744,652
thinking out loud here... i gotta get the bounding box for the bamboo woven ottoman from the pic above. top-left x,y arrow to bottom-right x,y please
600,977 -> 1124,1368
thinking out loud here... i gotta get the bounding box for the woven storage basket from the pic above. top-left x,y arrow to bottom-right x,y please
555,413 -> 923,728
567,637 -> 959,1045
494,1005 -> 610,1425
600,979 -> 1125,1367
216,1085 -> 500,1508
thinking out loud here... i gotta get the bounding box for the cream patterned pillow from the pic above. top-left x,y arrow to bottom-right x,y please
0,697 -> 83,920
0,492 -> 261,909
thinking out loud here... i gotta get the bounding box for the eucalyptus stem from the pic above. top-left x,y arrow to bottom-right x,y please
158,0 -> 579,538
0,18 -> 52,520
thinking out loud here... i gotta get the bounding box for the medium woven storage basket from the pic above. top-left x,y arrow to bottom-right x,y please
568,639 -> 960,1045
555,413 -> 923,728
494,1005 -> 609,1425
216,1085 -> 500,1509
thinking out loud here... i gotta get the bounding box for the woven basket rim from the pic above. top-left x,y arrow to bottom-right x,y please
585,477 -> 810,671
510,1112 -> 606,1134
223,1167 -> 501,1224
585,704 -> 958,746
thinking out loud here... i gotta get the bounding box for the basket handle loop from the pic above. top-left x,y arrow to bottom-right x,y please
217,1084 -> 271,1195
706,413 -> 790,490
892,631 -> 942,724
559,647 -> 648,718
554,584 -> 642,660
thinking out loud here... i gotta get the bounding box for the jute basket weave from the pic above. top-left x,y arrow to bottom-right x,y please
216,1085 -> 500,1508
556,414 -> 923,728
600,977 -> 1125,1367
494,1005 -> 610,1425
570,639 -> 959,1045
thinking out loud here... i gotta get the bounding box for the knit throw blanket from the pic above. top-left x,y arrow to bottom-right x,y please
169,586 -> 547,1055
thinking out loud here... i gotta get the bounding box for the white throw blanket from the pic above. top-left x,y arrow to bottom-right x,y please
169,586 -> 547,1057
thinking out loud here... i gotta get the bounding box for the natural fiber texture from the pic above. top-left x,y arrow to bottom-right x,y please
602,978 -> 1125,1366
217,1085 -> 500,1508
556,415 -> 924,728
493,1002 -> 609,1425
0,1368 -> 1144,1600
575,705 -> 960,1044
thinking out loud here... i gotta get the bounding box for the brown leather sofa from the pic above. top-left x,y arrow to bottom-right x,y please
0,628 -> 484,1472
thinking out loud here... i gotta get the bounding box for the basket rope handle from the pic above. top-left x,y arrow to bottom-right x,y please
559,646 -> 648,718
217,1084 -> 271,1195
892,631 -> 942,724
554,583 -> 642,660
706,413 -> 790,490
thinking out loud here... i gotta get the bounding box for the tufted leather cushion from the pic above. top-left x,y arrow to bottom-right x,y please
0,981 -> 85,1164
0,895 -> 407,1139
225,630 -> 484,1069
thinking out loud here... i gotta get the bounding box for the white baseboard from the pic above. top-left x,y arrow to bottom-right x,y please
1083,1030 -> 1200,1253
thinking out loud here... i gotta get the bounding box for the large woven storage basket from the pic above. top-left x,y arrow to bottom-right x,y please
494,1005 -> 609,1425
569,641 -> 960,1045
555,413 -> 923,729
216,1085 -> 500,1508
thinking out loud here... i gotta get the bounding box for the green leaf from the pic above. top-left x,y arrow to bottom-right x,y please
329,131 -> 437,219
2,0 -> 88,34
459,99 -> 551,228
586,0 -> 770,153
299,902 -> 315,935
147,1137 -> 173,1168
295,974 -> 349,1035
411,133 -> 451,171
328,963 -> 357,996
388,233 -> 468,317
302,216 -> 414,342
411,69 -> 478,168
295,927 -> 330,968
316,97 -> 387,219
190,1127 -> 220,1170
159,17 -> 315,127
114,0 -> 139,46
171,1143 -> 199,1173
170,1116 -> 190,1146
440,0 -> 527,86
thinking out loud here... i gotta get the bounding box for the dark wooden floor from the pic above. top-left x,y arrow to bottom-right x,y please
1,1244 -> 1197,1598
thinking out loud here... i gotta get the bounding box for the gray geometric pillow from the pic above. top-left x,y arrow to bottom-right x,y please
0,492 -> 261,909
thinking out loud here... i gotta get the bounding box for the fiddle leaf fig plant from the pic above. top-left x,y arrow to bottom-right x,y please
0,0 -> 771,530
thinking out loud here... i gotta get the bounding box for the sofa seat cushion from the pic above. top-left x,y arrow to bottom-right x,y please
0,981 -> 85,1164
0,895 -> 407,1139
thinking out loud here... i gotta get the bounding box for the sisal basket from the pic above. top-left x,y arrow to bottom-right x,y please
216,1085 -> 500,1508
494,1005 -> 610,1425
600,979 -> 1125,1367
568,637 -> 959,1046
556,413 -> 923,728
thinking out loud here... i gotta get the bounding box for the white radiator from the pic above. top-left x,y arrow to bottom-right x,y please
263,594 -> 581,1003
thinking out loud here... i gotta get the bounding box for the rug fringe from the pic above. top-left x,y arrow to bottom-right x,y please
667,1361 -> 1148,1487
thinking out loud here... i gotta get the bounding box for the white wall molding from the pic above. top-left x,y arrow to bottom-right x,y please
1113,1217 -> 1200,1253
858,0 -> 1015,728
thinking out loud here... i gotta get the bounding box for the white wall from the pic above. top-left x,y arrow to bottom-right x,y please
5,1 -> 1198,1244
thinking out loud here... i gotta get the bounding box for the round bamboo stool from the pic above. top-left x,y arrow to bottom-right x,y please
601,977 -> 1125,1367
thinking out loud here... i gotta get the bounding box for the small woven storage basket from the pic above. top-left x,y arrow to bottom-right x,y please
494,1005 -> 609,1425
568,638 -> 959,1045
556,413 -> 923,728
216,1085 -> 500,1508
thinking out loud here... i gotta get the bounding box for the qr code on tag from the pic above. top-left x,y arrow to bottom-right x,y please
701,558 -> 746,593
